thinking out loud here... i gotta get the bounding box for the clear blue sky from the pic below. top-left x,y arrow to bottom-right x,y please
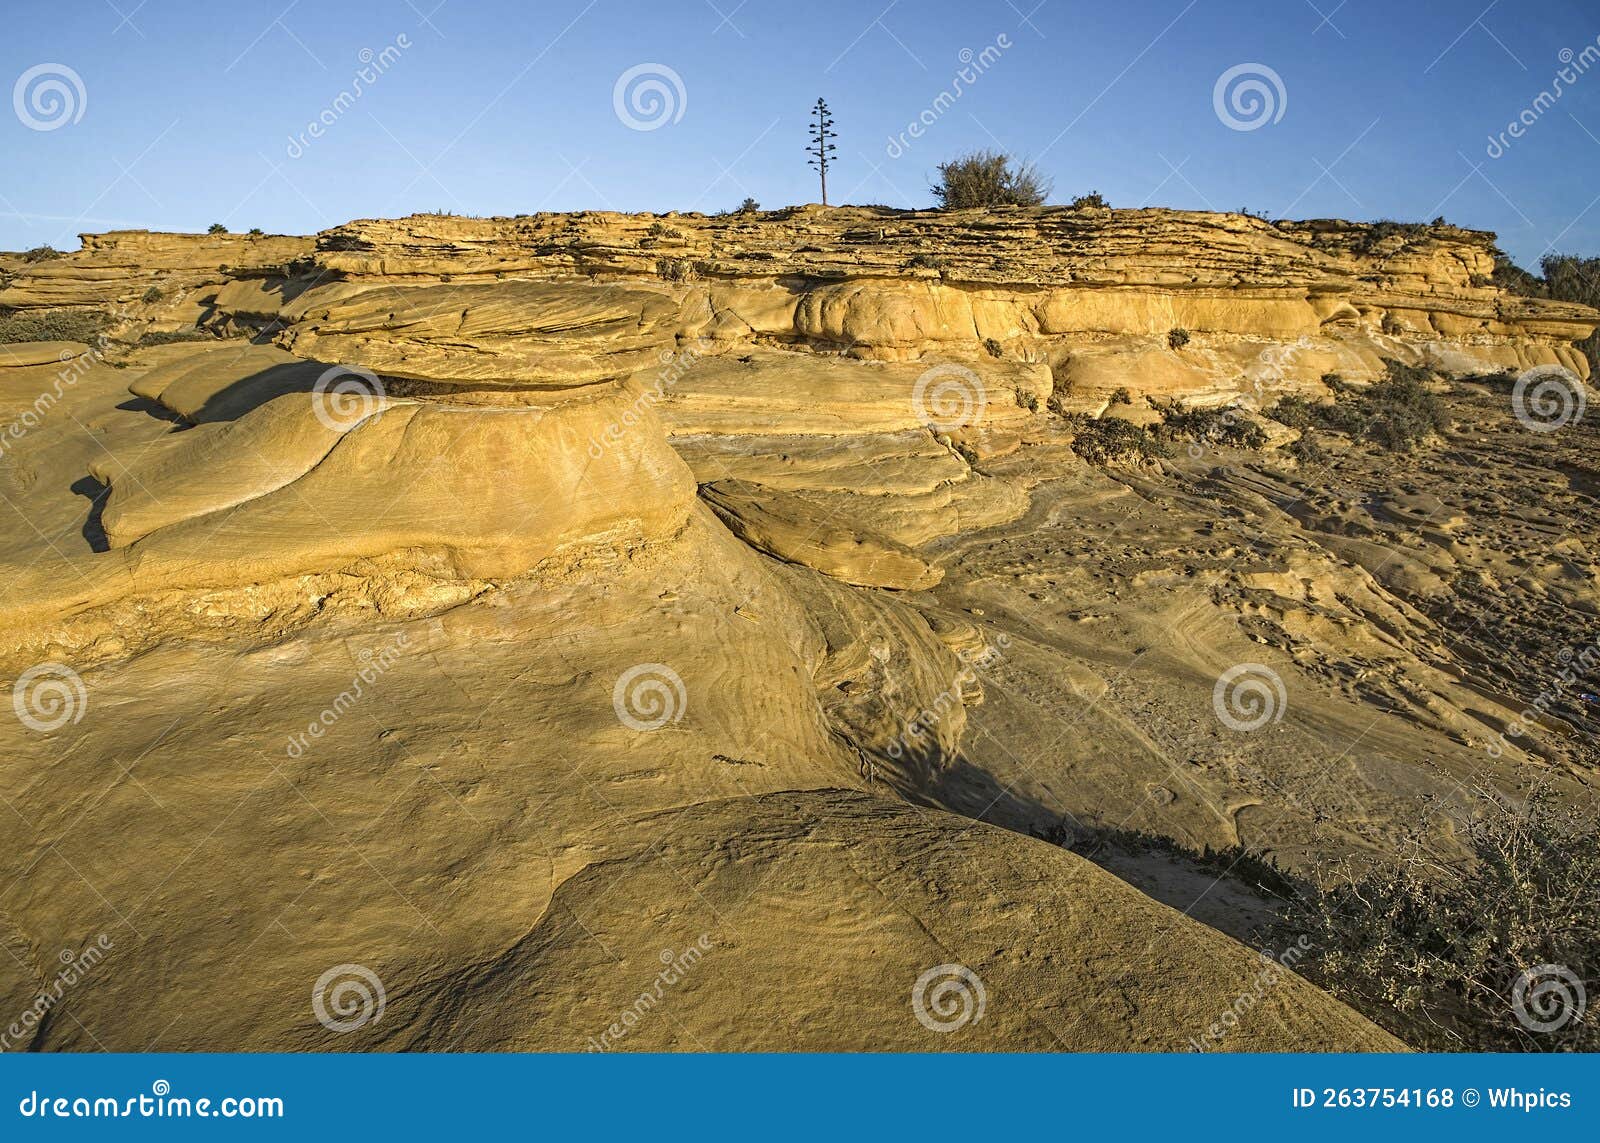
3,0 -> 1597,269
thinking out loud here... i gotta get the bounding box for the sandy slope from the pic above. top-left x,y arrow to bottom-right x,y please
0,345 -> 1401,1051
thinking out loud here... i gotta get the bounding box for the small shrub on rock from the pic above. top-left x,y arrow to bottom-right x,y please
931,150 -> 1050,209
1151,399 -> 1267,451
1266,361 -> 1448,452
1286,788 -> 1600,1052
1067,414 -> 1171,465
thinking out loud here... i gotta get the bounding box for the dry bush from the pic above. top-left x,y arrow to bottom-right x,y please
1287,788 -> 1599,1052
1266,360 -> 1448,452
0,308 -> 110,345
1151,399 -> 1267,450
1066,414 -> 1170,465
930,150 -> 1050,209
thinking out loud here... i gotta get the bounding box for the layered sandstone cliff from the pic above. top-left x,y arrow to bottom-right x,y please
0,208 -> 1593,1052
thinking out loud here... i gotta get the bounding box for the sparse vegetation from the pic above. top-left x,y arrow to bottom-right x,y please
0,308 -> 110,345
739,197 -> 760,215
1066,414 -> 1170,465
930,149 -> 1050,209
1286,428 -> 1328,465
1491,251 -> 1546,298
1046,786 -> 1599,1052
247,227 -> 264,237
1070,191 -> 1108,210
1035,818 -> 1299,901
647,221 -> 683,239
1286,788 -> 1600,1052
22,245 -> 61,263
1151,399 -> 1267,451
1167,327 -> 1190,350
1486,251 -> 1600,375
1266,393 -> 1315,429
1266,361 -> 1449,452
1108,386 -> 1132,406
1355,219 -> 1429,254
136,327 -> 215,347
141,286 -> 163,303
206,223 -> 228,235
906,253 -> 944,271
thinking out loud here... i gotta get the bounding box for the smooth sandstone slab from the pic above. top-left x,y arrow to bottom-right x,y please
703,479 -> 943,590
0,341 -> 91,368
92,391 -> 379,547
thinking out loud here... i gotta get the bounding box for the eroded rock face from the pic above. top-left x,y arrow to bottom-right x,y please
0,208 -> 1594,1053
276,207 -> 1596,387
